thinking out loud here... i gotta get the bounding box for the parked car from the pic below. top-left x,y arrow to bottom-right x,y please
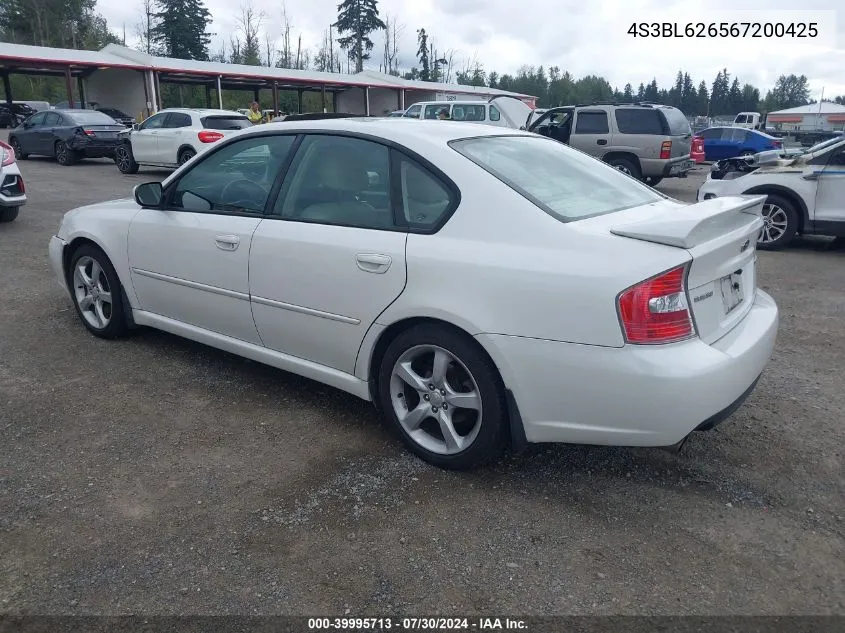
0,139 -> 26,222
53,101 -> 98,110
402,100 -> 510,127
95,106 -> 136,128
8,109 -> 125,166
388,110 -> 406,117
48,118 -> 777,470
698,126 -> 783,161
691,135 -> 705,163
114,108 -> 252,174
0,103 -> 37,128
732,112 -> 761,129
492,98 -> 695,186
698,136 -> 845,250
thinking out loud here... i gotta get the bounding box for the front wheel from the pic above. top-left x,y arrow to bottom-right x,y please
377,324 -> 509,470
0,207 -> 19,223
757,194 -> 798,251
114,144 -> 139,174
68,245 -> 128,339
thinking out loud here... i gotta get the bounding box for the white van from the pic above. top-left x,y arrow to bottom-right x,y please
733,112 -> 761,129
401,101 -> 509,127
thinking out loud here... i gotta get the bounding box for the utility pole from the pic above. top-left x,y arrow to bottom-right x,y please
146,4 -> 152,54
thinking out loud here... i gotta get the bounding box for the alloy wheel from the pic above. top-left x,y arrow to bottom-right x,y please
10,139 -> 22,159
389,345 -> 483,455
760,203 -> 788,244
614,164 -> 632,175
73,256 -> 113,329
115,146 -> 130,171
56,142 -> 68,164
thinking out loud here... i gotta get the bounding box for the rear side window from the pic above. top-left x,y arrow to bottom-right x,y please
200,116 -> 251,130
44,112 -> 61,126
165,113 -> 192,128
489,105 -> 501,121
451,105 -> 486,122
398,156 -> 455,230
573,111 -> 609,134
615,109 -> 663,135
699,128 -> 722,140
424,105 -> 443,120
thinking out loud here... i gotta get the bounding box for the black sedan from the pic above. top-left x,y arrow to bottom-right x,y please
8,110 -> 126,166
95,106 -> 136,128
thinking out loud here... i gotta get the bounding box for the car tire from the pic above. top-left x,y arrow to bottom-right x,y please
740,150 -> 755,157
377,324 -> 509,470
607,156 -> 642,181
115,144 -> 139,174
757,194 -> 798,251
0,207 -> 19,223
55,140 -> 77,166
644,176 -> 663,187
178,148 -> 196,165
9,138 -> 27,160
67,244 -> 128,339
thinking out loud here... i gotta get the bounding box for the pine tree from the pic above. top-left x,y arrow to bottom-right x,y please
623,83 -> 633,102
416,28 -> 430,81
334,0 -> 386,73
151,0 -> 212,60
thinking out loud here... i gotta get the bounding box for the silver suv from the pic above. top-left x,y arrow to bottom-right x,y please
491,97 -> 694,186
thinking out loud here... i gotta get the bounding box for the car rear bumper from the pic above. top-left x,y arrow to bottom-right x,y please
0,173 -> 25,207
477,289 -> 778,447
49,235 -> 68,292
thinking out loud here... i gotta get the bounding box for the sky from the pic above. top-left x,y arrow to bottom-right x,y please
97,0 -> 845,97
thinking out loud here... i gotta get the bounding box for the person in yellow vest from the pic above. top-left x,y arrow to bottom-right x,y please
247,102 -> 263,125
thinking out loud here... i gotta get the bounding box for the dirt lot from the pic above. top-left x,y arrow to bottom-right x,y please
1,140 -> 843,617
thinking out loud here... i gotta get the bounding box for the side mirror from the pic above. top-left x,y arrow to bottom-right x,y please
134,182 -> 163,207
132,123 -> 140,131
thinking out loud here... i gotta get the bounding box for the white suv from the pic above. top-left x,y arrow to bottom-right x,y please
114,108 -> 252,174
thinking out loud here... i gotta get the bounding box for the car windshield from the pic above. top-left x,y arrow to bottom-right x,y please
201,116 -> 252,130
451,135 -> 662,221
806,136 -> 845,154
65,111 -> 116,124
660,107 -> 692,136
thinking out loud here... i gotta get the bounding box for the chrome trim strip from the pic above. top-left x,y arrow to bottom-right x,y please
251,295 -> 360,325
131,268 -> 250,301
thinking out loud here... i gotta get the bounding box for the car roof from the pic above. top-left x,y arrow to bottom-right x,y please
238,117 -> 528,145
161,108 -> 246,116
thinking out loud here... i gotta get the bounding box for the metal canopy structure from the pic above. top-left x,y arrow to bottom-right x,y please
0,42 -> 536,117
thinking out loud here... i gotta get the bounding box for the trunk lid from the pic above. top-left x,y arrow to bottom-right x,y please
487,95 -> 534,130
609,195 -> 766,344
79,124 -> 125,140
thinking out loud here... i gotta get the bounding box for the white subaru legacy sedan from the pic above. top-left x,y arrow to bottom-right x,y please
48,119 -> 778,470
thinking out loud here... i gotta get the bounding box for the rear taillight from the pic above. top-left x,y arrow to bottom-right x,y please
198,130 -> 224,143
692,137 -> 703,151
0,140 -> 14,166
83,129 -> 96,137
660,140 -> 672,160
617,264 -> 695,344
773,140 -> 782,148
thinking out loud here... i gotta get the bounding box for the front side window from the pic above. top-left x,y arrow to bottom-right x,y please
44,112 -> 61,126
573,111 -> 609,134
141,113 -> 168,130
274,135 -> 394,230
424,105 -> 443,120
398,156 -> 454,230
26,112 -> 47,126
170,135 -> 296,214
451,135 -> 661,221
404,105 -> 421,118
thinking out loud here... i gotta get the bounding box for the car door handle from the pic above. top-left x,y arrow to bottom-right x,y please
597,139 -> 608,145
356,253 -> 392,274
215,234 -> 240,251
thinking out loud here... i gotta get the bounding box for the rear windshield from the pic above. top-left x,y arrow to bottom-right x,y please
659,107 -> 692,136
65,111 -> 118,125
451,135 -> 661,221
201,116 -> 252,130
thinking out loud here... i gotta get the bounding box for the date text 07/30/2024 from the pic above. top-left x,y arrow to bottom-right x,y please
628,22 -> 818,38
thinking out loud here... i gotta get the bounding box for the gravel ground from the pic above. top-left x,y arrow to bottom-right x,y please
1,142 -> 843,617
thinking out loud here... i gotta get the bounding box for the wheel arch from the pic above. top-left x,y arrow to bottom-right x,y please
601,151 -> 642,171
62,235 -> 137,327
360,315 -> 526,450
742,184 -> 809,233
177,143 -> 197,162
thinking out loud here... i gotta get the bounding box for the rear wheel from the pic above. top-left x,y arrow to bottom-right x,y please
0,207 -> 19,223
9,138 -> 27,160
377,324 -> 509,470
55,140 -> 77,166
114,144 -> 139,174
178,148 -> 196,165
67,244 -> 128,339
607,156 -> 642,181
757,194 -> 798,251
739,150 -> 755,157
644,176 -> 663,187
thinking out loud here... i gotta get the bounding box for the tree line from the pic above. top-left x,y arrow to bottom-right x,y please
2,0 -> 843,115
